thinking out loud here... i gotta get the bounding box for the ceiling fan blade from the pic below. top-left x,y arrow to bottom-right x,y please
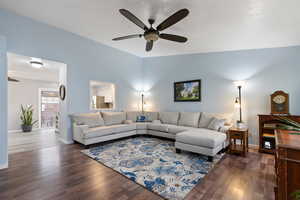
112,34 -> 142,41
157,9 -> 189,31
146,41 -> 153,52
159,34 -> 188,43
119,9 -> 148,30
8,77 -> 20,82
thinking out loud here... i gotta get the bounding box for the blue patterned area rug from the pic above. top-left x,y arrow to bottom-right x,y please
81,137 -> 224,200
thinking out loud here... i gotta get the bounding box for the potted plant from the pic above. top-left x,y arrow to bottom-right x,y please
276,116 -> 300,135
291,190 -> 300,200
20,105 -> 38,132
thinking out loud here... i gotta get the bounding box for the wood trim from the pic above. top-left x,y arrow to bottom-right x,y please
279,158 -> 300,164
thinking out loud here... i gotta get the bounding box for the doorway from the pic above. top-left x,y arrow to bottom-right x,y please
7,52 -> 67,154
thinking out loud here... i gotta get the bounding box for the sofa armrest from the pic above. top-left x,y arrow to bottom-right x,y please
219,125 -> 232,135
73,123 -> 89,143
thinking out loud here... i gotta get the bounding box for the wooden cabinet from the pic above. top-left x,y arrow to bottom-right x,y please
258,115 -> 300,154
275,130 -> 300,200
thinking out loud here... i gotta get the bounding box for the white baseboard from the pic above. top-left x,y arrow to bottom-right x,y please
59,137 -> 74,144
0,162 -> 8,170
8,129 -> 23,133
8,128 -> 55,133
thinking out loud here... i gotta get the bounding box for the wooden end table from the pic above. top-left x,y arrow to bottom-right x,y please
228,127 -> 249,156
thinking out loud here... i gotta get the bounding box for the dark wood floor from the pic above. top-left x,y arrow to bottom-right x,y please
0,141 -> 275,200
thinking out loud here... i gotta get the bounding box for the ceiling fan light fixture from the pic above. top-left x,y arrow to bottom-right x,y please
144,32 -> 159,42
30,58 -> 44,69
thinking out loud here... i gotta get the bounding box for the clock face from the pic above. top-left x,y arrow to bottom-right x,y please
273,95 -> 286,104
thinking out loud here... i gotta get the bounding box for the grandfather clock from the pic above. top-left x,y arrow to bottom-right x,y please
270,90 -> 289,115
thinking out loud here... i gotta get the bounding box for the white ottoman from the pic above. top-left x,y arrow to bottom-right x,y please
175,128 -> 227,161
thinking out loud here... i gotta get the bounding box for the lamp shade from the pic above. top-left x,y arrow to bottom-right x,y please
234,98 -> 240,108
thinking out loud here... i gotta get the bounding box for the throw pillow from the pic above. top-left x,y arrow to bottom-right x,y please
207,117 -> 226,131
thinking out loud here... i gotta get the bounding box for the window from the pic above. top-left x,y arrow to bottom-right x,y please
90,81 -> 115,110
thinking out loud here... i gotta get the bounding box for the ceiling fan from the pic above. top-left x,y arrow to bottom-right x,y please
8,77 -> 20,82
112,8 -> 189,52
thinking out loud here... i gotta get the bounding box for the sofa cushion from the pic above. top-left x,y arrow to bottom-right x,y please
178,112 -> 201,128
176,129 -> 227,148
167,124 -> 188,134
207,117 -> 226,131
147,123 -> 168,132
159,112 -> 179,125
135,122 -> 149,130
152,120 -> 162,124
83,124 -> 136,139
112,124 -> 136,133
101,112 -> 126,126
199,112 -> 233,128
126,111 -> 142,122
144,112 -> 159,121
124,120 -> 133,124
71,112 -> 104,128
198,113 -> 214,128
83,126 -> 115,139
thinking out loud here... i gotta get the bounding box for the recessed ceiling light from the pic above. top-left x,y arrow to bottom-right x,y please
30,57 -> 44,69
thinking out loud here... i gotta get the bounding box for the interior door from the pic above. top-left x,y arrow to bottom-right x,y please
40,90 -> 59,129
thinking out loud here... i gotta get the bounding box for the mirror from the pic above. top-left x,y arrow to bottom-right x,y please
90,81 -> 115,110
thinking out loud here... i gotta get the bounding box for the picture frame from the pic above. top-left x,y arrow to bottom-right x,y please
174,79 -> 201,102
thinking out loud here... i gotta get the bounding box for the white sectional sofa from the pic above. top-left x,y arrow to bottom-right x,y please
70,111 -> 232,161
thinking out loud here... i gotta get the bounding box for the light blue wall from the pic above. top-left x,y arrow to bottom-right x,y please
143,47 -> 300,144
0,8 -> 143,163
0,9 -> 143,113
1,7 -> 300,158
0,36 -> 7,168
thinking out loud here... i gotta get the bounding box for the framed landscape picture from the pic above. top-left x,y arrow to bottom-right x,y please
174,79 -> 201,102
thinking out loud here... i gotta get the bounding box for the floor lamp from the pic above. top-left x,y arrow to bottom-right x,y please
141,93 -> 145,114
234,81 -> 245,128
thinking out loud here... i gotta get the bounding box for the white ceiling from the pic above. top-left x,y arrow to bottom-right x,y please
1,0 -> 300,57
7,53 -> 62,82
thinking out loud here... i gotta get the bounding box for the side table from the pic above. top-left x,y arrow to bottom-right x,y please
228,127 -> 249,156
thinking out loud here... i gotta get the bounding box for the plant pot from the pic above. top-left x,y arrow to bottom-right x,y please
22,125 -> 32,132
